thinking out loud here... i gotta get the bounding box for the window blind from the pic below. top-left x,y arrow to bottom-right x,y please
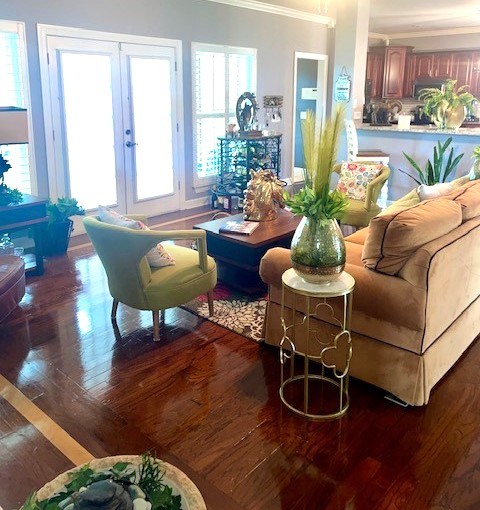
0,26 -> 30,193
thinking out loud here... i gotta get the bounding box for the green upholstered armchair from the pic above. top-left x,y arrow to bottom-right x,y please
83,215 -> 217,341
333,163 -> 391,228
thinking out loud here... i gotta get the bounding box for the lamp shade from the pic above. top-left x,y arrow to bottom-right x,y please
0,106 -> 29,144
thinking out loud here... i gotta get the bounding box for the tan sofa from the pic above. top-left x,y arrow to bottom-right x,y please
259,179 -> 480,406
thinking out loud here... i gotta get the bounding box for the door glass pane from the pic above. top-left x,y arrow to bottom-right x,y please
61,52 -> 117,210
130,57 -> 173,200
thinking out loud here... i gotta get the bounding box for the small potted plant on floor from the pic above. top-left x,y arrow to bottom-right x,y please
419,79 -> 475,130
43,197 -> 85,255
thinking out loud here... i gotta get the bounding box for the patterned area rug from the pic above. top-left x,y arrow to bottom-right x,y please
182,283 -> 267,342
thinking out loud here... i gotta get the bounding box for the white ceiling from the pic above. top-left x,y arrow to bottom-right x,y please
369,0 -> 480,35
265,0 -> 480,35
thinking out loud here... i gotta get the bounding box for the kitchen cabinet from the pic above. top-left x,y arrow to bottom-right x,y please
452,51 -> 474,87
382,46 -> 412,98
367,48 -> 480,100
471,52 -> 480,97
366,51 -> 384,98
432,53 -> 453,78
403,54 -> 416,97
415,53 -> 434,78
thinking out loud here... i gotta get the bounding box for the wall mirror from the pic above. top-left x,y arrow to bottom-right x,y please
292,52 -> 328,182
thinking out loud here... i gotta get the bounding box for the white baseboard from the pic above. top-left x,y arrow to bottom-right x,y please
183,196 -> 210,209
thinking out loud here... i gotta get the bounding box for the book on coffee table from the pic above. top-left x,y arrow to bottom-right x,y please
219,220 -> 259,235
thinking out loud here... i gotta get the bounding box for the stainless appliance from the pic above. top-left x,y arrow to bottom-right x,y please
413,79 -> 446,99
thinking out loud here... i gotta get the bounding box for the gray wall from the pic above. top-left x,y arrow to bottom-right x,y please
0,0 -> 329,202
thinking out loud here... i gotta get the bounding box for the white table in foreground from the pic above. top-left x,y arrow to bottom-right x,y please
280,269 -> 355,420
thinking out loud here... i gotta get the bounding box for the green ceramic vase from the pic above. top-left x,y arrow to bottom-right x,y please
290,216 -> 346,284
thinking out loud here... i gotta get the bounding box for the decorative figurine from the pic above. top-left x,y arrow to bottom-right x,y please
243,169 -> 285,221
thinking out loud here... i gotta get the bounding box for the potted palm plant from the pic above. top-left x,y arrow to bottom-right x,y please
400,137 -> 464,185
284,107 -> 348,283
419,79 -> 475,130
43,197 -> 85,255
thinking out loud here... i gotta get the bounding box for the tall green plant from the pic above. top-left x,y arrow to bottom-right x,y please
285,107 -> 348,222
399,137 -> 464,186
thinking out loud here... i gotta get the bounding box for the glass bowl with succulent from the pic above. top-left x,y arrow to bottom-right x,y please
20,453 -> 206,510
284,107 -> 348,283
419,79 -> 476,130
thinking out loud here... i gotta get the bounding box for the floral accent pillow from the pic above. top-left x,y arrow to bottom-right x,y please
97,206 -> 175,267
336,162 -> 383,201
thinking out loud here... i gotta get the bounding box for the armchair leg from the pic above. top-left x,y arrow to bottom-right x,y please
207,291 -> 214,317
153,310 -> 160,342
111,299 -> 119,320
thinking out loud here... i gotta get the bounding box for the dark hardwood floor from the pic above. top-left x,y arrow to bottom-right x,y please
1,211 -> 479,510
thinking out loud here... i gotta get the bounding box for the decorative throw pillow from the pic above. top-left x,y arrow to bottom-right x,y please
97,206 -> 175,267
98,205 -> 143,229
417,182 -> 454,201
136,221 -> 175,267
336,162 -> 383,201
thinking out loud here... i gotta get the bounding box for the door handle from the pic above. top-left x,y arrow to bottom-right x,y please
125,141 -> 137,148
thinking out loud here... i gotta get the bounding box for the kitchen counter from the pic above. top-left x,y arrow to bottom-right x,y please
358,124 -> 480,137
353,123 -> 480,201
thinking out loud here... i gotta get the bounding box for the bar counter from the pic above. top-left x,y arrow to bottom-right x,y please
355,123 -> 480,199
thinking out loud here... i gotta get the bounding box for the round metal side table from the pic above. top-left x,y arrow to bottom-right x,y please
279,268 -> 355,420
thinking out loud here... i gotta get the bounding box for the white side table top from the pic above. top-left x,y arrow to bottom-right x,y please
282,268 -> 355,297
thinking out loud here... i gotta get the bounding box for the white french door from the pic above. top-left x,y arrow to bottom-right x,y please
44,35 -> 180,218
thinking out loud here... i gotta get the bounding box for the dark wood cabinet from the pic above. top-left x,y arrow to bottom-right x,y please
366,51 -> 384,98
471,52 -> 480,97
403,54 -> 416,97
415,53 -> 434,78
452,51 -> 474,87
366,47 -> 480,101
432,53 -> 454,78
382,46 -> 412,98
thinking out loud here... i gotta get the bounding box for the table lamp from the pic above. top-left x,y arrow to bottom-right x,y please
0,106 -> 29,206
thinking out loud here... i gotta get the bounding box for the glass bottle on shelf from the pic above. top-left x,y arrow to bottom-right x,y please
0,233 -> 15,255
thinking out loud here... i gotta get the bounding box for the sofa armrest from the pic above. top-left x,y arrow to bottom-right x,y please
259,247 -> 291,285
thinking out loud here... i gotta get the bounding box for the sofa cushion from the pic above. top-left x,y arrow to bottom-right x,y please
441,180 -> 480,222
362,199 -> 463,275
345,227 -> 369,245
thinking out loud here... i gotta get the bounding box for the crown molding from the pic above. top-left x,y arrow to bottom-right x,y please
202,0 -> 335,27
385,26 -> 480,40
368,32 -> 389,40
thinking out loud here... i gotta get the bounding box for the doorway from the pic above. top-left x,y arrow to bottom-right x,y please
39,27 -> 183,224
292,52 -> 328,182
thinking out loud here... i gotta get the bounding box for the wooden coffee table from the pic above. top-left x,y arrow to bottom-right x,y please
194,209 -> 301,294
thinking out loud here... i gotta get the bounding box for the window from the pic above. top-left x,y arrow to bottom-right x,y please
0,21 -> 33,194
192,43 -> 256,186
